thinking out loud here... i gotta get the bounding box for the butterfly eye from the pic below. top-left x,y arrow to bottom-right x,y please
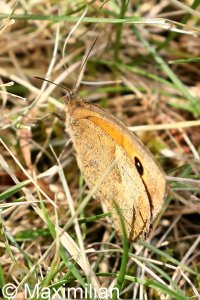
134,157 -> 144,176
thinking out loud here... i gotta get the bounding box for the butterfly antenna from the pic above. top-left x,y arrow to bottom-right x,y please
73,35 -> 99,91
34,76 -> 72,96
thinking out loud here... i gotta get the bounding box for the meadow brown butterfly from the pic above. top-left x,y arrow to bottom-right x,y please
64,92 -> 166,241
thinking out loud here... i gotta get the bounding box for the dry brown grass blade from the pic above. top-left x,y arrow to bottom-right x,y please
129,119 -> 200,131
0,138 -> 56,207
0,143 -> 102,296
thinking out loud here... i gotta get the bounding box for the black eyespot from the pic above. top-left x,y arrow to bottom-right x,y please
134,157 -> 144,176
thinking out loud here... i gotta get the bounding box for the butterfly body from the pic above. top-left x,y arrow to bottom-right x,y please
65,95 -> 166,240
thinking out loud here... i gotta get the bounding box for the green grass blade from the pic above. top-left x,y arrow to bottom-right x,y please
125,275 -> 189,300
0,13 -> 141,23
133,27 -> 200,115
112,202 -> 129,300
157,0 -> 200,50
169,57 -> 200,64
0,263 -> 5,289
114,0 -> 129,61
140,240 -> 200,277
0,180 -> 30,201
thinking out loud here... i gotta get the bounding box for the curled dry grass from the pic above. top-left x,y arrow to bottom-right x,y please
0,1 -> 200,299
